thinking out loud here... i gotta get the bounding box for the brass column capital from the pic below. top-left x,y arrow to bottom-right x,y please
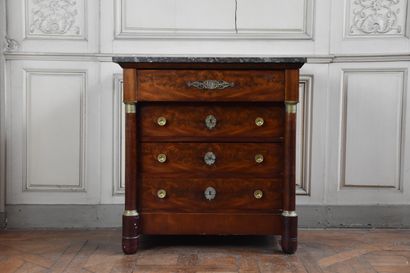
123,210 -> 139,217
124,103 -> 136,114
282,210 -> 298,217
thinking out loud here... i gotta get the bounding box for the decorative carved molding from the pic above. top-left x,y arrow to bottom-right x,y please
3,36 -> 20,51
349,0 -> 404,36
26,0 -> 84,38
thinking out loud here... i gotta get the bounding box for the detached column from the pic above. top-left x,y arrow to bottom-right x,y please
282,69 -> 299,254
122,69 -> 140,255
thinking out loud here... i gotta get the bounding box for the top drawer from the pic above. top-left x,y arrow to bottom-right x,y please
136,70 -> 285,102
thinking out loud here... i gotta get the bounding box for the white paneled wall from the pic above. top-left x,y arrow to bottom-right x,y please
1,0 -> 410,212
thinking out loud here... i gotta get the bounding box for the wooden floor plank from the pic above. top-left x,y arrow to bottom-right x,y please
0,229 -> 409,273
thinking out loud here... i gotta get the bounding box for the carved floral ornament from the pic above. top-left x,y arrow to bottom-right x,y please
350,0 -> 404,35
29,0 -> 80,36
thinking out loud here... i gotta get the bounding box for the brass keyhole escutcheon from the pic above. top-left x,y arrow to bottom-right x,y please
255,154 -> 264,164
254,190 -> 263,199
204,151 -> 216,166
255,117 -> 264,127
157,189 -> 167,199
157,117 -> 167,126
204,186 -> 216,200
205,115 -> 217,130
157,153 -> 167,163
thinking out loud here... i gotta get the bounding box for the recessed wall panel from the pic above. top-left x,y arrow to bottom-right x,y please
25,71 -> 86,191
341,70 -> 406,189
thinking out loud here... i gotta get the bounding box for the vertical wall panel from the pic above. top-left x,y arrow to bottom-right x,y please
327,62 -> 410,205
341,70 -> 405,189
25,71 -> 86,191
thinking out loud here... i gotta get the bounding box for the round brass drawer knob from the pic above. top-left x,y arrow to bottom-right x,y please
254,190 -> 263,199
255,154 -> 264,164
157,117 -> 167,126
255,117 -> 264,127
157,153 -> 167,163
157,189 -> 167,199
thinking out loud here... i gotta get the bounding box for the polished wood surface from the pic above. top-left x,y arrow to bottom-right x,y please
141,143 -> 284,176
140,178 -> 283,212
1,229 -> 409,273
137,70 -> 285,102
118,60 -> 303,254
142,213 -> 282,235
140,103 -> 285,138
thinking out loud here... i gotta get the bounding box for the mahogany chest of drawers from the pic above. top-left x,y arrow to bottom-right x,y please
113,56 -> 306,255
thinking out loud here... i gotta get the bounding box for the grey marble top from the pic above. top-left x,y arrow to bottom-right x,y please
112,56 -> 306,64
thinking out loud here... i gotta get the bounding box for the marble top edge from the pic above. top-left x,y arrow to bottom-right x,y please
112,56 -> 306,64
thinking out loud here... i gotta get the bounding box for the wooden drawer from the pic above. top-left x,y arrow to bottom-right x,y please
141,143 -> 283,176
140,178 -> 282,212
137,70 -> 285,102
140,104 -> 284,140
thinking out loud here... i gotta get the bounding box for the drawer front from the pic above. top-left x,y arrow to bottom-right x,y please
137,70 -> 284,102
140,178 -> 282,212
140,104 -> 284,139
141,143 -> 283,176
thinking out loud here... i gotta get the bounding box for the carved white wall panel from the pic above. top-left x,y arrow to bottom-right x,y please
236,0 -> 314,39
341,70 -> 405,189
25,0 -> 86,39
296,76 -> 314,195
5,0 -> 98,52
6,60 -> 101,204
346,0 -> 408,37
327,62 -> 410,205
331,0 -> 410,54
25,70 -> 86,191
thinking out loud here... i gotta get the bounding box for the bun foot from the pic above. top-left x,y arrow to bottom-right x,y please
122,211 -> 140,255
281,212 -> 298,254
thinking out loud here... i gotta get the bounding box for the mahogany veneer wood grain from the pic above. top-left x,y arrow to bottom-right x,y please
140,178 -> 283,212
140,104 -> 285,138
114,58 -> 305,255
141,213 -> 282,235
137,70 -> 285,102
141,143 -> 283,176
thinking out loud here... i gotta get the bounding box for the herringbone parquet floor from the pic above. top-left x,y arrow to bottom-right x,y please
0,229 -> 409,273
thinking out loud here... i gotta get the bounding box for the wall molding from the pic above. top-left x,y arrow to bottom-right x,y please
114,0 -> 314,40
339,68 -> 407,190
296,75 -> 314,195
4,52 -> 410,63
4,204 -> 410,228
112,74 -> 124,195
23,69 -> 87,192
